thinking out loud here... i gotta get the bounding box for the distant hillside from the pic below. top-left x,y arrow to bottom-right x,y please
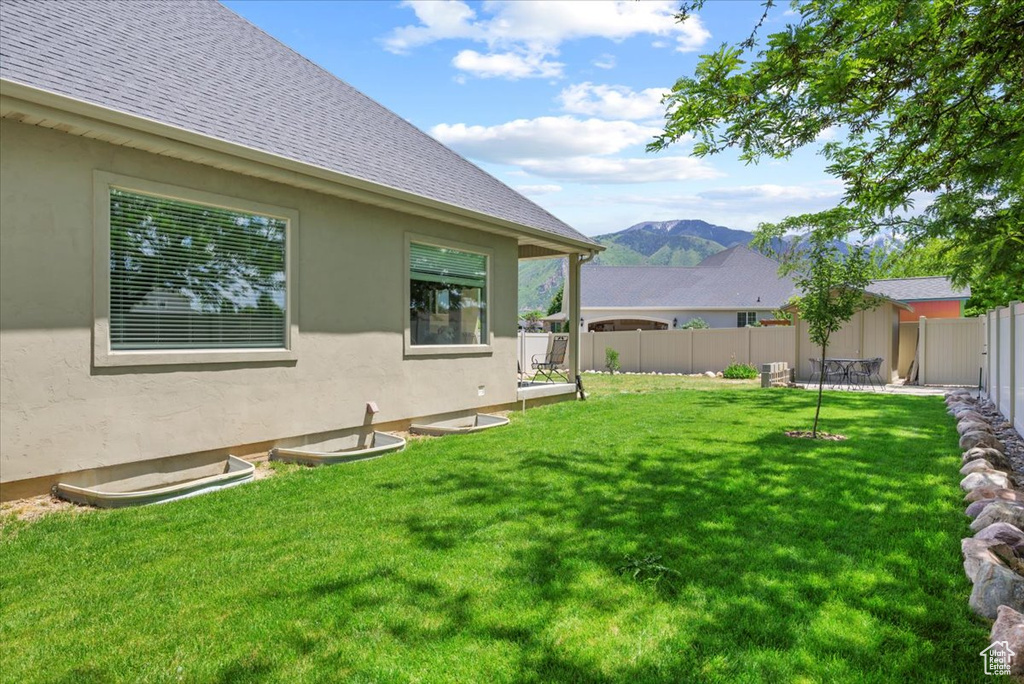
515,218 -> 882,311
518,219 -> 753,311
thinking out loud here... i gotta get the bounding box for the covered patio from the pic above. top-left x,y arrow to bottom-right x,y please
516,243 -> 600,405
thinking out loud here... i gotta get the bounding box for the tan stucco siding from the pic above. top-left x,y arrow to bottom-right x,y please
794,302 -> 899,382
0,120 -> 519,484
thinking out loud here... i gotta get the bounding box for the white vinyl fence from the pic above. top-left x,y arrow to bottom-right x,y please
984,302 -> 1023,436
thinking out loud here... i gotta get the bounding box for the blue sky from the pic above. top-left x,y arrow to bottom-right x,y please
224,0 -> 842,237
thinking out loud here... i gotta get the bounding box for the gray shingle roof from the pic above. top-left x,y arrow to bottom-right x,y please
0,0 -> 594,246
868,276 -> 970,302
582,246 -> 798,309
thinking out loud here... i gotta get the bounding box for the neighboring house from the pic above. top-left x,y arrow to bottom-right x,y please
868,276 -> 971,322
0,1 -> 600,499
868,276 -> 972,378
581,245 -> 798,331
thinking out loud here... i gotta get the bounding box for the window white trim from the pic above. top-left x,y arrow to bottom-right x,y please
93,171 -> 299,367
404,232 -> 492,357
737,311 -> 758,327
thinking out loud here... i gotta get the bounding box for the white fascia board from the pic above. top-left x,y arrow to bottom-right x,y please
0,79 -> 601,256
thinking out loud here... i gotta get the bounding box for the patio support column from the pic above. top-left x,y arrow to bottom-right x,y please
568,253 -> 581,382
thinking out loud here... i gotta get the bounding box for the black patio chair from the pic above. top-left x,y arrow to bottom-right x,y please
850,357 -> 884,391
531,335 -> 569,383
824,359 -> 848,388
810,358 -> 823,383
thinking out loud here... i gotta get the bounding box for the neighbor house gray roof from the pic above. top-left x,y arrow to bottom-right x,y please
0,0 -> 595,247
868,276 -> 970,302
582,246 -> 798,309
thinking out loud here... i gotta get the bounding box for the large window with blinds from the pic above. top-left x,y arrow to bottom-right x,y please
108,187 -> 288,352
409,242 -> 488,346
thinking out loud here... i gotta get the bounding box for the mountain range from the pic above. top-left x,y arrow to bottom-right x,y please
518,219 -> 762,312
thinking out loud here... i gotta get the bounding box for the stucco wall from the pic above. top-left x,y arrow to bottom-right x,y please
900,299 -> 962,322
795,303 -> 900,382
0,120 -> 520,485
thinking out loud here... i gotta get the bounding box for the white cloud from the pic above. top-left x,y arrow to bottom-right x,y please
452,49 -> 563,79
815,126 -> 837,142
558,82 -> 668,121
593,53 -> 616,69
383,1 -> 482,53
591,182 -> 844,228
517,156 -> 722,184
533,182 -> 845,234
695,184 -> 842,203
433,114 -> 715,184
384,1 -> 710,79
430,116 -> 660,162
515,184 -> 563,195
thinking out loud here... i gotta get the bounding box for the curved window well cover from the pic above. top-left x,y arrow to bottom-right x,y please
410,243 -> 487,346
109,189 -> 287,351
54,456 -> 255,508
269,431 -> 406,466
410,413 -> 509,436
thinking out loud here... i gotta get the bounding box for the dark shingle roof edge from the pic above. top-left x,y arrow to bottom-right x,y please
0,0 -> 600,251
868,276 -> 970,301
1,78 -> 599,253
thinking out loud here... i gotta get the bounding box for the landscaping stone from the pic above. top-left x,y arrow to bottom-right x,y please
976,522 -> 1024,555
963,470 -> 1015,493
957,420 -> 993,436
964,447 -> 1013,471
966,487 -> 1023,504
954,409 -> 987,423
965,538 -> 1006,581
961,459 -> 997,475
991,606 -> 1024,675
970,565 -> 1024,618
992,543 -> 1024,573
967,499 -> 999,518
703,371 -> 715,378
972,501 -> 1024,533
962,539 -> 1024,619
960,431 -> 1006,452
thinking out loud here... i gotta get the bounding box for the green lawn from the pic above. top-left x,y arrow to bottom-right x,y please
0,382 -> 992,682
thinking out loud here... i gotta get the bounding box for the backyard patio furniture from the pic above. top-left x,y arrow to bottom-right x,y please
849,357 -> 885,391
811,358 -> 850,387
825,358 -> 855,387
809,357 -> 823,383
532,334 -> 569,383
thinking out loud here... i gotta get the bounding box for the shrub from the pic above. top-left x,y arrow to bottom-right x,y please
680,317 -> 709,329
605,347 -> 621,374
723,362 -> 758,379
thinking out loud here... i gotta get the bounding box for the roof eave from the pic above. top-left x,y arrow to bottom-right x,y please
0,78 -> 601,255
781,290 -> 912,312
582,305 -> 783,311
895,295 -> 971,302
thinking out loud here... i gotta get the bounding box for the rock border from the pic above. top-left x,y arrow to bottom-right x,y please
947,388 -> 1024,674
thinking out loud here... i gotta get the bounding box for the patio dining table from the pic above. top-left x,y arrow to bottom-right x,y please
825,358 -> 860,385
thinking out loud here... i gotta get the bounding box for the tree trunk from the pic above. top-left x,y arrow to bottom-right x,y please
813,340 -> 828,438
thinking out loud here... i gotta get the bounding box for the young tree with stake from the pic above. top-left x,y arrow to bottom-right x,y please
773,232 -> 876,437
